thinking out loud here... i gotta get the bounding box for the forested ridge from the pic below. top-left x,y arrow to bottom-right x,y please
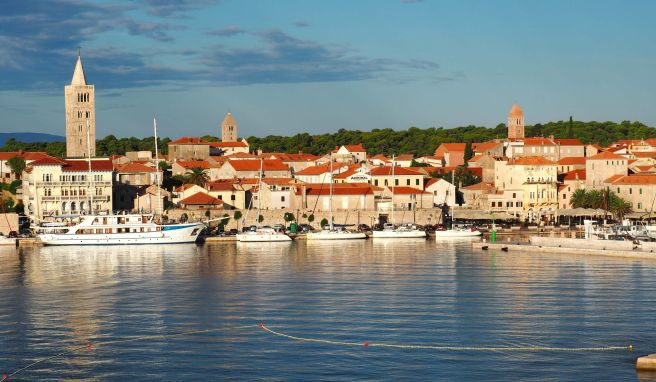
2,120 -> 654,157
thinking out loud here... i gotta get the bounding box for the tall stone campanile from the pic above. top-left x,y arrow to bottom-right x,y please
65,53 -> 96,157
507,103 -> 525,139
221,112 -> 237,142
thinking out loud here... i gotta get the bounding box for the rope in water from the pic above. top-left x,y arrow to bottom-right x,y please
1,325 -> 256,381
259,323 -> 633,352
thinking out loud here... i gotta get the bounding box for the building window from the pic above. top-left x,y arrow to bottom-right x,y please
640,188 -> 643,195
395,179 -> 399,186
512,193 -> 516,198
630,188 -> 632,195
281,196 -> 285,202
638,202 -> 643,209
406,179 -> 410,186
231,195 -> 236,201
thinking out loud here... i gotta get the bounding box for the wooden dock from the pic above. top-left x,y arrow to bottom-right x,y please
472,241 -> 656,260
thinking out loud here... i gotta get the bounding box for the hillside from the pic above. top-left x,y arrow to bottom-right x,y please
1,120 -> 654,158
0,133 -> 64,146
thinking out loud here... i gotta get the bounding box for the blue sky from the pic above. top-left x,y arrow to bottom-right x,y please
1,0 -> 655,139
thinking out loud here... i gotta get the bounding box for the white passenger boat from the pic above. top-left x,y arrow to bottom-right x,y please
0,234 -> 17,246
372,223 -> 426,238
434,227 -> 482,238
236,226 -> 292,242
36,214 -> 204,246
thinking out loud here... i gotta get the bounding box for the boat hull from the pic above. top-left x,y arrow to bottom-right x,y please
372,230 -> 426,239
236,233 -> 292,242
434,230 -> 482,238
306,231 -> 367,240
38,223 -> 204,246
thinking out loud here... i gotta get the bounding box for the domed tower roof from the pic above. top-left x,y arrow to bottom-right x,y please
222,112 -> 236,126
508,103 -> 523,117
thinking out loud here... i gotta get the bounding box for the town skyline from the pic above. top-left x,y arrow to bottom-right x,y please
2,0 -> 656,139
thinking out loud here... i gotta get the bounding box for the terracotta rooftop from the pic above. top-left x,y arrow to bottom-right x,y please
386,186 -> 429,194
557,156 -> 586,165
206,182 -> 235,192
507,156 -> 555,166
294,163 -> 333,176
174,184 -> 202,192
295,183 -> 374,196
523,137 -> 556,146
437,143 -> 466,151
631,152 -> 656,159
554,138 -> 583,145
177,160 -> 211,169
460,182 -> 495,192
225,152 -> 258,158
607,174 -> 656,185
170,137 -> 209,145
116,162 -> 156,173
209,141 -> 249,148
264,153 -> 319,162
228,159 -> 288,172
562,169 -> 586,181
395,154 -> 414,161
179,192 -> 223,206
588,151 -> 627,160
472,141 -> 501,152
333,165 -> 362,179
61,159 -> 114,172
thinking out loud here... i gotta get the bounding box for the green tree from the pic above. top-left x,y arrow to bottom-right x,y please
320,218 -> 328,228
7,156 -> 26,180
258,214 -> 264,224
308,214 -> 315,223
158,161 -> 170,171
570,189 -> 588,208
463,142 -> 474,164
185,167 -> 210,187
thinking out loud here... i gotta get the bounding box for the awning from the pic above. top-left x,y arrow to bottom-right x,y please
452,209 -> 517,220
556,208 -> 606,217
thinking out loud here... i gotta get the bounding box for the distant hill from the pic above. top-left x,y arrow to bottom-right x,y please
0,133 -> 65,146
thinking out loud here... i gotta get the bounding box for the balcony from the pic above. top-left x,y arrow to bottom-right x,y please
35,181 -> 112,187
40,195 -> 111,202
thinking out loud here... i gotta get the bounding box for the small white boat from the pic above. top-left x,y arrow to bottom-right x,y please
36,214 -> 204,246
0,234 -> 17,246
236,226 -> 292,242
372,223 -> 426,239
434,227 -> 482,238
307,225 -> 366,240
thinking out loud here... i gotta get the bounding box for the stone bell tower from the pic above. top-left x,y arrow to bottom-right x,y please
508,103 -> 525,140
221,112 -> 237,142
65,51 -> 96,157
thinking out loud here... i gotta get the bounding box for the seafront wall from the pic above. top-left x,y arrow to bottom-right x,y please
529,236 -> 636,251
165,208 -> 447,230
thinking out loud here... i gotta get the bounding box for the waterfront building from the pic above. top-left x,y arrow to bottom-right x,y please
381,186 -> 432,211
179,192 -> 223,210
260,153 -> 319,173
221,112 -> 238,142
113,162 -> 161,211
434,143 -> 466,167
507,103 -> 525,139
209,140 -> 250,156
506,137 -> 559,162
133,185 -> 170,213
292,183 -> 375,212
65,53 -> 96,158
467,154 -> 499,184
558,169 -> 586,209
554,138 -> 585,158
604,174 -> 656,212
495,156 -> 558,222
172,184 -> 208,205
460,182 -> 496,210
0,152 -> 51,182
206,180 -> 250,210
22,157 -> 113,221
168,137 -> 213,161
391,154 -> 415,167
369,166 -> 425,189
585,151 -> 628,189
424,178 -> 456,207
473,141 -> 504,157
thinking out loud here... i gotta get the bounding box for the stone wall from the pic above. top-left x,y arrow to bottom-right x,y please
165,208 -> 446,230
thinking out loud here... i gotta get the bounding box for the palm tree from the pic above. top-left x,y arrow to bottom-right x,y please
7,156 -> 26,180
569,189 -> 588,208
185,167 -> 210,187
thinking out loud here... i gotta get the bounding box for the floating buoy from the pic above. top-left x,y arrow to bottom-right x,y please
481,245 -> 488,250
501,247 -> 509,252
363,342 -> 369,347
2,373 -> 7,381
86,343 -> 92,350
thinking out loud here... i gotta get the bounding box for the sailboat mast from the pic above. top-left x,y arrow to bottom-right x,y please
329,154 -> 333,230
391,155 -> 395,226
153,117 -> 162,215
257,158 -> 263,224
86,119 -> 94,213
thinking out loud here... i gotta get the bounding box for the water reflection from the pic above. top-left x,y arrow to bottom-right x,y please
0,241 -> 655,380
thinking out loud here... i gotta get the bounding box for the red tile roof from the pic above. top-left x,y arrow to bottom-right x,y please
295,183 -> 374,196
174,184 -> 201,192
342,144 -> 366,152
437,143 -> 466,151
228,159 -> 289,172
206,182 -> 235,192
209,141 -> 249,148
460,182 -> 495,191
557,156 -> 586,165
295,163 -> 333,176
563,169 -> 586,181
472,141 -> 501,152
225,152 -> 258,158
179,192 -> 223,206
170,137 -> 210,145
523,137 -> 556,146
387,186 -> 429,194
588,151 -> 627,160
369,166 -> 423,176
263,153 -> 319,161
177,160 -> 211,169
631,152 -> 656,159
554,138 -> 583,145
333,165 -> 362,179
116,162 -> 156,173
62,159 -> 114,172
29,156 -> 68,166
507,156 -> 555,165
607,174 -> 656,185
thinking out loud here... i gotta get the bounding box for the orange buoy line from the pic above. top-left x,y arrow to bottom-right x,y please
258,323 -> 633,352
1,325 -> 255,381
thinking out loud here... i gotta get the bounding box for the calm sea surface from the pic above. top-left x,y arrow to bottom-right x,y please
1,239 -> 655,381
